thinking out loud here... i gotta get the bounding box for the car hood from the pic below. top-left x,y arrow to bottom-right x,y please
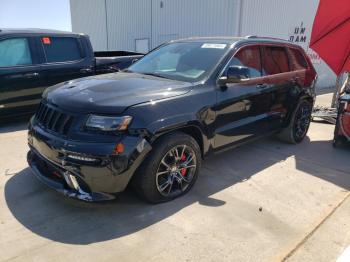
45,72 -> 193,114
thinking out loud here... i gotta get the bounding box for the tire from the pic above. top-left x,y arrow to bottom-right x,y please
132,132 -> 201,203
277,100 -> 312,144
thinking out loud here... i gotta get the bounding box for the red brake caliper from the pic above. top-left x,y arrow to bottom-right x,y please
180,154 -> 187,176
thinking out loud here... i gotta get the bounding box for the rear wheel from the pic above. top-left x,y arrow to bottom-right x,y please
133,132 -> 201,203
277,100 -> 312,144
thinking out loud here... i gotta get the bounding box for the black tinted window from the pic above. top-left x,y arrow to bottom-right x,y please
288,48 -> 308,70
224,46 -> 262,78
42,37 -> 82,63
0,38 -> 32,67
262,46 -> 290,75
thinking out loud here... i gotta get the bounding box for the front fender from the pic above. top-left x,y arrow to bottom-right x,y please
147,113 -> 204,135
125,88 -> 217,155
146,114 -> 212,156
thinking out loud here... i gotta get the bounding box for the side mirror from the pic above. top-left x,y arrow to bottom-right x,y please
131,58 -> 139,64
218,66 -> 250,86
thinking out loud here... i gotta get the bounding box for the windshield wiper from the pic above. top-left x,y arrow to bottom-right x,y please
140,72 -> 169,79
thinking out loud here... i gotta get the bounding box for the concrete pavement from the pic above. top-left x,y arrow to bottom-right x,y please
286,195 -> 350,262
0,99 -> 350,261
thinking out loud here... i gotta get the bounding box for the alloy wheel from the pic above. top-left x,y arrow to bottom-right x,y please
293,103 -> 311,141
156,145 -> 197,197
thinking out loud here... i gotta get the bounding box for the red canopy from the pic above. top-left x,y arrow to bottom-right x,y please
310,0 -> 350,75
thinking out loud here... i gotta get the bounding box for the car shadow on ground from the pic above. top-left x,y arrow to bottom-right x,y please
4,134 -> 350,245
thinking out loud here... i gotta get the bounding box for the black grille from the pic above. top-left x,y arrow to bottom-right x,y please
35,103 -> 74,135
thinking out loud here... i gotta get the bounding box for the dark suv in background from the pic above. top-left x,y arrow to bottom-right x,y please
27,36 -> 317,203
0,29 -> 142,120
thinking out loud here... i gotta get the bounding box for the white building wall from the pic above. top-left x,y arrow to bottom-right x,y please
70,0 -> 240,51
151,0 -> 240,47
70,0 -> 108,50
106,0 -> 151,51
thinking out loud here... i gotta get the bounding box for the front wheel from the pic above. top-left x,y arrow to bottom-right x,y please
132,132 -> 201,203
277,100 -> 312,144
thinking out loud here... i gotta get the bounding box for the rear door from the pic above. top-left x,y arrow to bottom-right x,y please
287,47 -> 310,88
0,36 -> 45,118
214,45 -> 273,148
261,45 -> 295,131
37,35 -> 93,87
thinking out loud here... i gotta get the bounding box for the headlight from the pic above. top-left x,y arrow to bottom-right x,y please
85,115 -> 133,131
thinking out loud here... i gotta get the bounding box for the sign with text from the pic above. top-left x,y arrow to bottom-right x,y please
288,22 -> 321,64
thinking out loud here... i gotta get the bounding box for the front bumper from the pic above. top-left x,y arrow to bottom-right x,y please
27,122 -> 152,201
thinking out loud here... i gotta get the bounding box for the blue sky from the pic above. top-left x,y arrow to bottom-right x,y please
0,0 -> 71,31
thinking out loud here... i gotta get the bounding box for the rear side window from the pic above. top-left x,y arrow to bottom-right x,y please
227,46 -> 262,78
262,46 -> 290,75
0,38 -> 32,67
42,37 -> 82,63
288,48 -> 308,70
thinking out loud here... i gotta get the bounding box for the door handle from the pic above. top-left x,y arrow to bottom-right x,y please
256,83 -> 268,89
290,76 -> 300,83
24,72 -> 40,78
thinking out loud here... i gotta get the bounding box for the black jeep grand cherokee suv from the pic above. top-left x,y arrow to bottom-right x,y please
28,36 -> 317,203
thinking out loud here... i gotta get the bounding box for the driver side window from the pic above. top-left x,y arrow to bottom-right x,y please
0,38 -> 33,67
224,46 -> 262,78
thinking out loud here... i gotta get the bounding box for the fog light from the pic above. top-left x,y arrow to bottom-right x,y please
63,171 -> 80,191
69,174 -> 80,191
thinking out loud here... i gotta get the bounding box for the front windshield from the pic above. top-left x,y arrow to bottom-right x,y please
128,42 -> 229,82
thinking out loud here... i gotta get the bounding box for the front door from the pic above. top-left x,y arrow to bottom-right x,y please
0,37 -> 44,119
214,45 -> 273,149
37,36 -> 92,87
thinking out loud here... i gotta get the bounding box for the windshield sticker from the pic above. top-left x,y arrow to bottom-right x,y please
201,43 -> 227,49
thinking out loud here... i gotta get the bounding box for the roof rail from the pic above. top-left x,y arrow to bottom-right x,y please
245,35 -> 289,42
245,35 -> 258,38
